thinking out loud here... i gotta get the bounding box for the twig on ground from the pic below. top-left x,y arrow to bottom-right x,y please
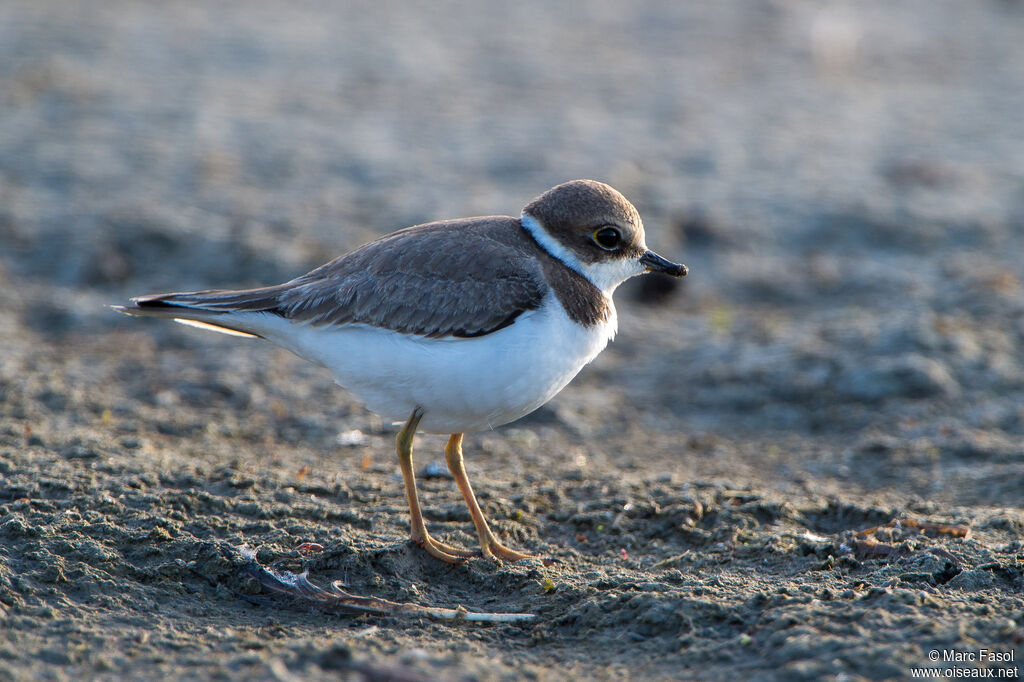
222,544 -> 536,623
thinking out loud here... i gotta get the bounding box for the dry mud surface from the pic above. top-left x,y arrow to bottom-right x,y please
2,2 -> 1024,680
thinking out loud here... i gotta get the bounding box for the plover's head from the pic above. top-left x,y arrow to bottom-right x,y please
521,179 -> 687,293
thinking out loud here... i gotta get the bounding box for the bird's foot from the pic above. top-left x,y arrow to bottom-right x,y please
411,530 -> 478,564
479,535 -> 536,563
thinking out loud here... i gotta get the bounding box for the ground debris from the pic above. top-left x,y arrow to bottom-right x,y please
833,517 -> 973,563
856,517 -> 971,540
213,544 -> 536,623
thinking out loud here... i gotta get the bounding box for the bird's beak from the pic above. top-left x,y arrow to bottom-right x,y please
639,250 -> 688,277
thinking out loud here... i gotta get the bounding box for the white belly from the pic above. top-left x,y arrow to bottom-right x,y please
250,294 -> 616,433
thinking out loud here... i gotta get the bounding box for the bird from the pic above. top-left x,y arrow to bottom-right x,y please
115,179 -> 686,564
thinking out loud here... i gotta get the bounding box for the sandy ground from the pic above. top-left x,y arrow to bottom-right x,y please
1,1 -> 1023,680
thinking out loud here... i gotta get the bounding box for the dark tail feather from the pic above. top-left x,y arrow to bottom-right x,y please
111,286 -> 294,339
131,285 -> 290,312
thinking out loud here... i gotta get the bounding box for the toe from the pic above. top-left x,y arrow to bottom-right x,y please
412,532 -> 477,563
484,540 -> 536,563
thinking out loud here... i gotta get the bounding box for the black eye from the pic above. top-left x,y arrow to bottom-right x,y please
593,227 -> 621,250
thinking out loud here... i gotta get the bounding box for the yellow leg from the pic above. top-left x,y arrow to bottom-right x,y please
396,409 -> 475,563
445,433 -> 534,562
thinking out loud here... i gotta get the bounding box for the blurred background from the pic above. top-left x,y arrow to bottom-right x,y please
1,0 -> 1022,502
1,4 -> 1023,678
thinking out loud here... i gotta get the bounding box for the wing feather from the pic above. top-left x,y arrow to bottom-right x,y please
119,217 -> 550,339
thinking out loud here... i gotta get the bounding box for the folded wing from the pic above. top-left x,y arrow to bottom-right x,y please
114,217 -> 549,340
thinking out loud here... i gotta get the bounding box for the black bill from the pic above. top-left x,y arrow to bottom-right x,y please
639,250 -> 688,277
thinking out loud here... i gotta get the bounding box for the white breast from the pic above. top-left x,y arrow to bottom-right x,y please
242,293 -> 616,434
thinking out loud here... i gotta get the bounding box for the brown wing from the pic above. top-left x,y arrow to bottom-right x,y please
129,217 -> 549,339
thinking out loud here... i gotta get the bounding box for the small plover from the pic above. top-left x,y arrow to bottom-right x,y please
116,179 -> 686,563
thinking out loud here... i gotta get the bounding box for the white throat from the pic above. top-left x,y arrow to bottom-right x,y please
520,213 -> 647,295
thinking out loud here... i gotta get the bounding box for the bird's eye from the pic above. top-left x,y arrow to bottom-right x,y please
592,227 -> 621,250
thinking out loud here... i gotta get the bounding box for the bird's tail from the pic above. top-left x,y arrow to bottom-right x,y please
111,286 -> 292,339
